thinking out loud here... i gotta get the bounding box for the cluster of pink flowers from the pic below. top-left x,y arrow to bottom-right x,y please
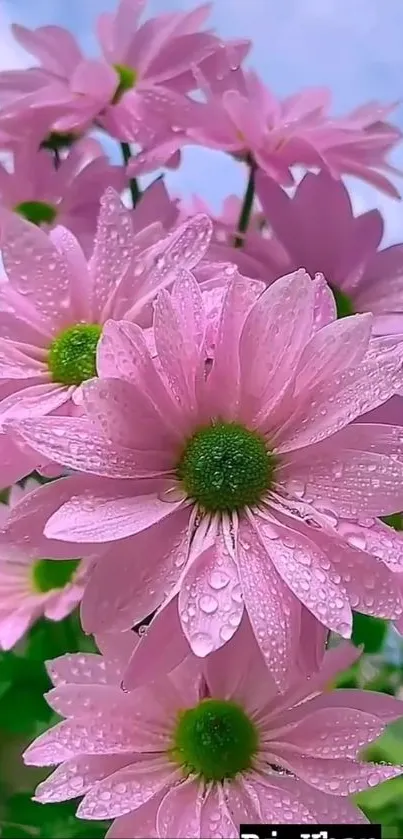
0,0 -> 403,836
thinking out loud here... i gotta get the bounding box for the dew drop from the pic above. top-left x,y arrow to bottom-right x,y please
199,594 -> 219,614
209,570 -> 230,590
191,632 -> 214,656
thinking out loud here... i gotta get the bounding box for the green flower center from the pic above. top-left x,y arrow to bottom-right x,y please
171,698 -> 258,781
41,132 -> 78,152
177,422 -> 275,512
330,285 -> 355,318
31,558 -> 80,594
48,323 -> 102,385
15,201 -> 57,227
112,64 -> 137,104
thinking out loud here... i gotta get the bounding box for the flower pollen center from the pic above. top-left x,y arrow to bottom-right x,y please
171,698 -> 258,782
15,200 -> 57,227
177,421 -> 275,512
48,323 -> 102,385
330,284 -> 355,318
112,64 -> 137,103
31,558 -> 80,594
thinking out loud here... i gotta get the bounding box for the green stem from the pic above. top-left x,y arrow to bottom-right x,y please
120,141 -> 140,208
234,162 -> 256,248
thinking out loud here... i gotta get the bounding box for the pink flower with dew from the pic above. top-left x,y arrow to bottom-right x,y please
257,170 -> 403,334
0,480 -> 88,650
0,138 -> 125,256
2,1 -> 249,142
7,270 -> 403,689
23,623 -> 403,836
0,189 -> 212,439
123,599 -> 328,693
131,68 -> 401,195
181,192 -> 287,283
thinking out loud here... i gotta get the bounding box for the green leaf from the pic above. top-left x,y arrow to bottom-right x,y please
382,513 -> 403,531
352,612 -> 387,654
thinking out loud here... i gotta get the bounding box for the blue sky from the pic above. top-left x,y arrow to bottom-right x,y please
2,0 -> 403,242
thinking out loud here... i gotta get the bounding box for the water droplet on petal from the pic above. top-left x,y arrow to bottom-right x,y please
191,632 -> 214,656
209,570 -> 230,590
199,594 -> 219,614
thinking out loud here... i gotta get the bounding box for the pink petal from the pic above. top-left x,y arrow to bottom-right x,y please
236,517 -> 303,689
0,210 -> 78,331
11,23 -> 82,76
0,383 -> 73,421
153,288 -> 198,418
34,755 -> 130,803
283,688 -> 403,726
81,376 -> 178,454
97,321 -> 182,435
257,517 -> 353,637
200,785 -> 237,839
157,778 -> 202,839
106,795 -> 161,838
311,272 -> 337,331
240,269 -> 315,426
45,683 -> 132,719
179,532 -> 243,657
282,446 -> 403,516
50,226 -> 92,322
279,707 -> 387,759
126,214 -> 213,320
25,717 -> 152,767
46,651 -> 125,688
95,628 -> 139,668
122,596 -> 189,690
276,750 -> 401,795
249,774 -> 314,822
45,487 -> 185,542
205,271 -> 264,420
88,189 -> 135,321
294,313 -> 372,398
2,474 -> 99,559
0,339 -> 46,379
153,273 -> 205,418
77,758 -> 180,820
337,516 -> 403,572
111,0 -> 147,61
205,615 -> 275,715
255,775 -> 368,824
80,507 -> 190,632
278,336 -> 403,452
70,59 -> 117,102
0,430 -> 40,486
11,416 -> 166,478
225,776 -> 262,826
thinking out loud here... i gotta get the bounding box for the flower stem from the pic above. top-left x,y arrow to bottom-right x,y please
120,141 -> 140,208
234,162 -> 256,248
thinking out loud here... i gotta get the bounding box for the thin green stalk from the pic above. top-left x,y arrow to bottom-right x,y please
120,141 -> 141,208
234,162 -> 256,248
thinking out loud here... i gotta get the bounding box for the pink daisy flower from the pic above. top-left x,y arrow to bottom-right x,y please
131,70 -> 401,195
0,137 -> 125,256
7,270 -> 403,687
2,1 -> 248,143
0,189 -> 212,432
23,624 -> 403,835
256,169 -> 403,334
0,480 -> 88,650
